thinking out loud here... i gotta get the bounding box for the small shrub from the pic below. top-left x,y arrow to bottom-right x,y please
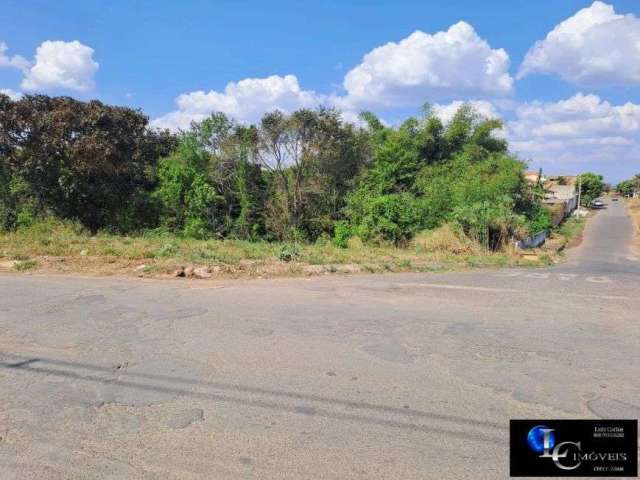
398,259 -> 412,269
13,259 -> 38,271
155,242 -> 178,257
183,217 -> 210,240
278,244 -> 300,262
16,210 -> 35,228
333,221 -> 351,248
346,193 -> 423,245
529,208 -> 553,234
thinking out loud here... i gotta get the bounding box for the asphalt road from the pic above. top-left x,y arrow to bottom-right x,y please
1,200 -> 638,479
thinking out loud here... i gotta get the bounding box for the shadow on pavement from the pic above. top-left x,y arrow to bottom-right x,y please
0,351 -> 505,444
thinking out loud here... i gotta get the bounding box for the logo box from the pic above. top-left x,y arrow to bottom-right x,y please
510,419 -> 637,477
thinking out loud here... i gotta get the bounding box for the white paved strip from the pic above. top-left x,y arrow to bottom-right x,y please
396,282 -> 635,301
397,283 -> 518,293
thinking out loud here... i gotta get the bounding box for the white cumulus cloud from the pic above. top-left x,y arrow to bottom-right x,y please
518,1 -> 640,85
21,40 -> 99,92
508,93 -> 640,140
0,42 -> 29,71
505,93 -> 640,179
153,21 -> 515,129
152,74 -> 324,130
341,22 -> 514,109
432,100 -> 500,124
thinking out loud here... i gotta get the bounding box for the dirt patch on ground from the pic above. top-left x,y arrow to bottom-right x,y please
565,227 -> 584,249
0,254 -> 460,280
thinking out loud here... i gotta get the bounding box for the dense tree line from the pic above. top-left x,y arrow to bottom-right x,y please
617,174 -> 640,197
0,94 -> 552,249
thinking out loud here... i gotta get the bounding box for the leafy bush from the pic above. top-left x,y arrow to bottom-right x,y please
528,208 -> 553,234
154,156 -> 223,238
13,259 -> 38,271
452,199 -> 527,250
183,217 -> 210,240
349,193 -> 425,245
333,221 -> 351,248
278,244 -> 300,262
15,209 -> 37,229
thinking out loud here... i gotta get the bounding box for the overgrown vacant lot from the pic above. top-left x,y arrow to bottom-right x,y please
0,219 -> 560,278
2,96 -> 598,280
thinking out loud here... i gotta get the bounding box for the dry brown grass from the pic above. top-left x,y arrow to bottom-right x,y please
0,218 -> 548,279
412,224 -> 480,255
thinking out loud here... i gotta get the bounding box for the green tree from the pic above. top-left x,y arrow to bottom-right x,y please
0,94 -> 176,231
617,174 -> 639,197
256,108 -> 369,240
152,113 -> 268,239
233,151 -> 266,239
154,154 -> 224,238
577,172 -> 605,206
345,104 -> 533,247
617,180 -> 635,197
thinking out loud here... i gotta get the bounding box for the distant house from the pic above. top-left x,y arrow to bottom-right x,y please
545,184 -> 577,201
522,172 -> 579,224
542,176 -> 578,224
546,175 -> 577,188
524,170 -> 545,186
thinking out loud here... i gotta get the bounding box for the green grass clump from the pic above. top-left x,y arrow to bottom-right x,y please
555,217 -> 586,242
13,259 -> 38,271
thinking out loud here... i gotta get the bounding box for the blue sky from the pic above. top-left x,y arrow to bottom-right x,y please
1,0 -> 640,182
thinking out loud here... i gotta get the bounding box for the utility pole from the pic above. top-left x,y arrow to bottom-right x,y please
577,175 -> 582,212
537,167 -> 543,188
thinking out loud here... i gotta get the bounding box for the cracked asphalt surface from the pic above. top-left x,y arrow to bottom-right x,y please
1,200 -> 638,479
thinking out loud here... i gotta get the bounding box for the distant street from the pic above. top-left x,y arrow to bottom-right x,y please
1,200 -> 639,479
